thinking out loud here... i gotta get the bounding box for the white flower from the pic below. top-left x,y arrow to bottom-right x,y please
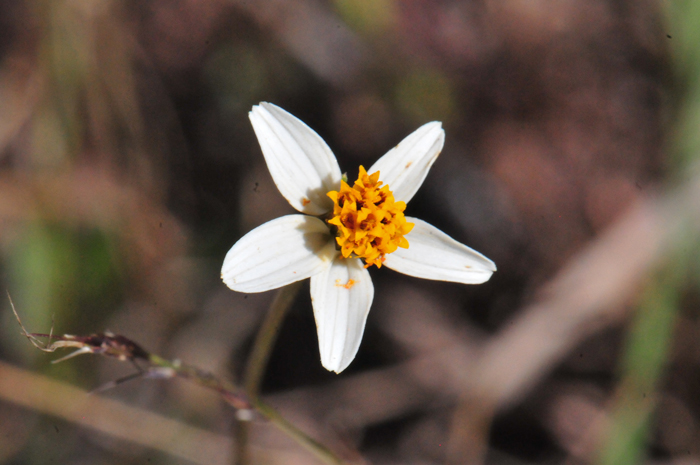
222,102 -> 496,373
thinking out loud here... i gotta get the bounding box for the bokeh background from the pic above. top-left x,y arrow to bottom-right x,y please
1,1 -> 699,464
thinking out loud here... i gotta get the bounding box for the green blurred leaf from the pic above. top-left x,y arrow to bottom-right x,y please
395,68 -> 457,125
333,0 -> 396,36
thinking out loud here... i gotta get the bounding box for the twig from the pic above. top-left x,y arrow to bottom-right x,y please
9,292 -> 346,464
445,170 -> 700,463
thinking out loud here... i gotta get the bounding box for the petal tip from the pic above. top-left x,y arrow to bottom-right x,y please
480,258 -> 497,273
249,102 -> 274,118
321,358 -> 350,374
221,271 -> 242,292
479,270 -> 496,283
425,121 -> 444,133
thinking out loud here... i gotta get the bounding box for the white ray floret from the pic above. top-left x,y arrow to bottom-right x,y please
310,256 -> 374,373
249,103 -> 341,215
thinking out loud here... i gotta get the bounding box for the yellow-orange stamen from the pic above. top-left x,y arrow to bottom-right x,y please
327,166 -> 414,268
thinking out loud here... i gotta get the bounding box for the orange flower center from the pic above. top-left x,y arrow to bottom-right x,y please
327,166 -> 414,268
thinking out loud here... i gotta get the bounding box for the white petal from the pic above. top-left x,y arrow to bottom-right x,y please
368,122 -> 444,204
384,217 -> 496,284
310,256 -> 374,373
249,103 -> 342,215
221,215 -> 336,293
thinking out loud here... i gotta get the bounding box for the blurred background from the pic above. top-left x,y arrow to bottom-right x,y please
1,1 -> 698,464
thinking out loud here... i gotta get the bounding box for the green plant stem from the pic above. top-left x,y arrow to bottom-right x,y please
147,353 -> 250,410
236,281 -> 303,465
597,262 -> 683,465
255,398 -> 344,465
147,327 -> 345,465
243,281 -> 302,397
234,414 -> 250,465
13,283 -> 346,464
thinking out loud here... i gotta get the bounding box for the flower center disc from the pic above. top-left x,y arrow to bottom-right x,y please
327,166 -> 414,268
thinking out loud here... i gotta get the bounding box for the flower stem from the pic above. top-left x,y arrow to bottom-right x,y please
236,281 -> 305,465
239,282 -> 345,463
243,281 -> 302,397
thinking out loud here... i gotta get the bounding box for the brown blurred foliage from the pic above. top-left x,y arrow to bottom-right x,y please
1,1 -> 693,465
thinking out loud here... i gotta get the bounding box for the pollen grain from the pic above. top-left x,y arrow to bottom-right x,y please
335,279 -> 356,289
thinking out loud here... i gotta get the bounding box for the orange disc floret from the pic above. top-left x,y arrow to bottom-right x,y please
326,166 -> 414,268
